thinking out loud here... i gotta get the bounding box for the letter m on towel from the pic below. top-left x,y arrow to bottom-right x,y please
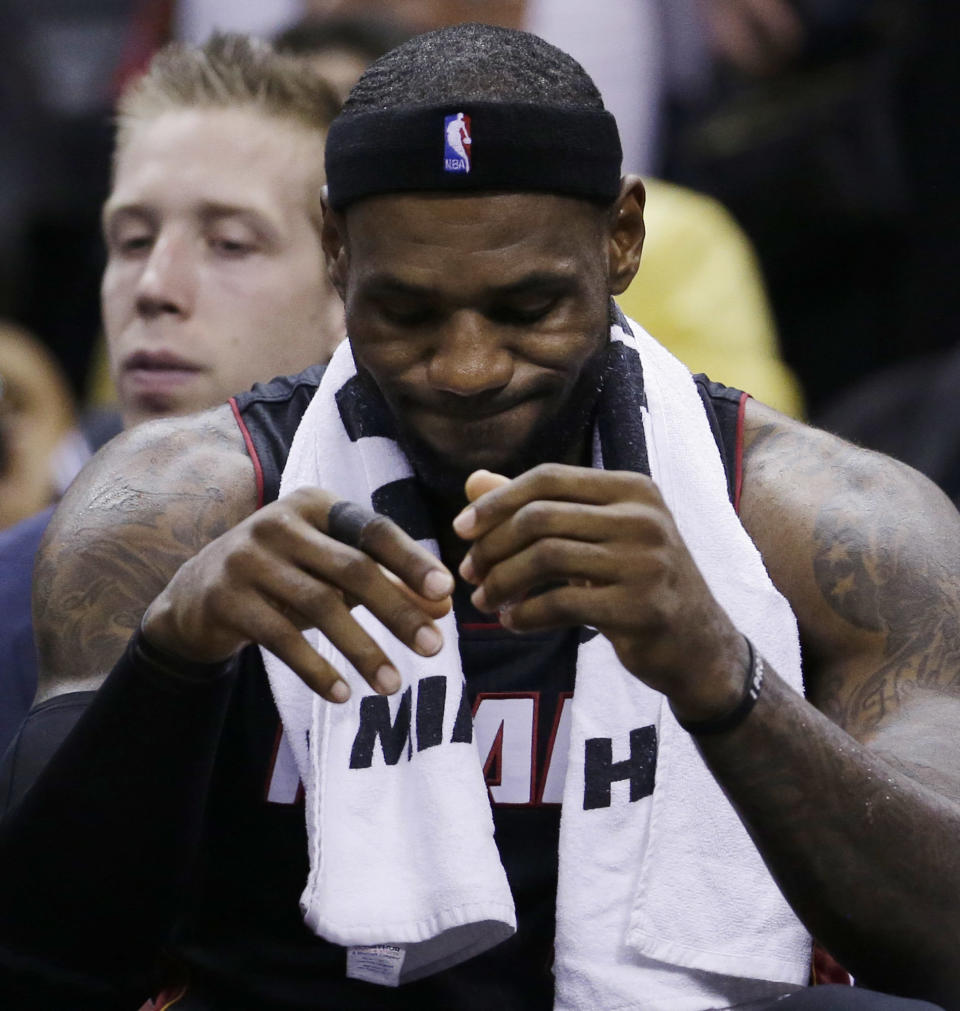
349,677 -> 472,769
350,687 -> 414,767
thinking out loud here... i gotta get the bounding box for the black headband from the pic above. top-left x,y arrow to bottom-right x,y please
325,101 -> 622,210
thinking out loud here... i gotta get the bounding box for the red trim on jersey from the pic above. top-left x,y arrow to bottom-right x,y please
811,943 -> 854,985
460,621 -> 503,631
734,391 -> 750,516
229,396 -> 265,509
137,984 -> 188,1011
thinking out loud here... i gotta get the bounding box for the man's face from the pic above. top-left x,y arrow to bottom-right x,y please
102,107 -> 344,427
329,191 -> 618,495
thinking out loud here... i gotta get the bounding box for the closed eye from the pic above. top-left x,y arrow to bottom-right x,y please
376,301 -> 439,326
209,236 -> 257,257
117,234 -> 154,255
487,297 -> 560,326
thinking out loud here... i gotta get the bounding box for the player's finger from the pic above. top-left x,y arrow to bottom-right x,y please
453,464 -> 656,541
378,566 -> 453,620
459,500 -> 614,584
494,582 -> 602,635
464,469 -> 510,502
468,538 -> 612,613
233,601 -> 354,702
282,590 -> 405,696
254,546 -> 446,662
307,489 -> 458,598
288,487 -> 454,601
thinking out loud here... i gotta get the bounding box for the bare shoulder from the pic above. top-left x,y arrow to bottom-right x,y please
34,404 -> 258,701
738,398 -> 960,782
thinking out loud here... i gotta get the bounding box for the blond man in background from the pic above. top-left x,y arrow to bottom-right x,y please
0,34 -> 344,755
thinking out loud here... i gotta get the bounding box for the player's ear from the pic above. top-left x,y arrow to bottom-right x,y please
321,188 -> 348,300
607,175 -> 645,295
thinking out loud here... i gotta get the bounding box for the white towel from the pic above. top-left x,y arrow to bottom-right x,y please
261,340 -> 516,986
262,312 -> 812,1004
553,319 -> 810,1009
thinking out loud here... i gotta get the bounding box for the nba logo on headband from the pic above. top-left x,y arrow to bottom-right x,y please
443,112 -> 471,173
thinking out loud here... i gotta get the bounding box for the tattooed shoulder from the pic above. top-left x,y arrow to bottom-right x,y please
739,398 -> 960,738
33,404 -> 258,701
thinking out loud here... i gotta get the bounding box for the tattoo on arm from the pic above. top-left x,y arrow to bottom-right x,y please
812,497 -> 960,728
743,410 -> 960,737
33,411 -> 255,696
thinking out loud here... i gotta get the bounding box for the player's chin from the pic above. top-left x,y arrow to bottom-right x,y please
432,439 -> 529,481
419,405 -> 544,468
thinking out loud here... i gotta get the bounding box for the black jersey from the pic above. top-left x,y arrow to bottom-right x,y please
150,366 -> 745,1009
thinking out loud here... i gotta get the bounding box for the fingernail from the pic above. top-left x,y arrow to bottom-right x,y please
459,554 -> 476,583
452,506 -> 476,537
471,586 -> 489,611
330,680 -> 351,702
423,568 -> 454,598
415,625 -> 443,655
375,664 -> 401,693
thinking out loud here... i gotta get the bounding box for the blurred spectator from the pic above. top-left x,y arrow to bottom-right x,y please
664,1 -> 953,413
817,345 -> 960,509
176,0 -> 523,46
0,0 -> 163,399
175,0 -> 301,45
0,322 -> 82,532
275,12 -> 410,103
0,7 -> 44,317
698,0 -> 807,78
0,33 -> 343,756
303,0 -> 523,33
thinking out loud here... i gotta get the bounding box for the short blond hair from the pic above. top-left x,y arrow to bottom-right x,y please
115,33 -> 341,165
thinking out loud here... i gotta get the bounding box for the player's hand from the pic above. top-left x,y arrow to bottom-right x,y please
141,487 -> 454,702
454,465 -> 746,721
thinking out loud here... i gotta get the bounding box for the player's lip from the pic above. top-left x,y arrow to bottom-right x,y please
404,390 -> 543,422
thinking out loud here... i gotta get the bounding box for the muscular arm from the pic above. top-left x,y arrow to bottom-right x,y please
0,406 -> 257,990
33,404 -> 259,701
705,399 -> 960,1003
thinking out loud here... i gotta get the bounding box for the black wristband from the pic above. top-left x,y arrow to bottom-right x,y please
133,622 -> 235,685
674,637 -> 765,736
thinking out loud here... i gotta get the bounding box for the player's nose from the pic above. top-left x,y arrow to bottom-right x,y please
427,310 -> 512,397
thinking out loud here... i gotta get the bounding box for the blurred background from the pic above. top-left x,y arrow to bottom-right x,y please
1,0 -> 958,525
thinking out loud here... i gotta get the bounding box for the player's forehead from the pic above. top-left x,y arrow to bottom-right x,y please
343,190 -> 607,276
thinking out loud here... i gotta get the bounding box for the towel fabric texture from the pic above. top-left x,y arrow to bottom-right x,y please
261,311 -> 812,1005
